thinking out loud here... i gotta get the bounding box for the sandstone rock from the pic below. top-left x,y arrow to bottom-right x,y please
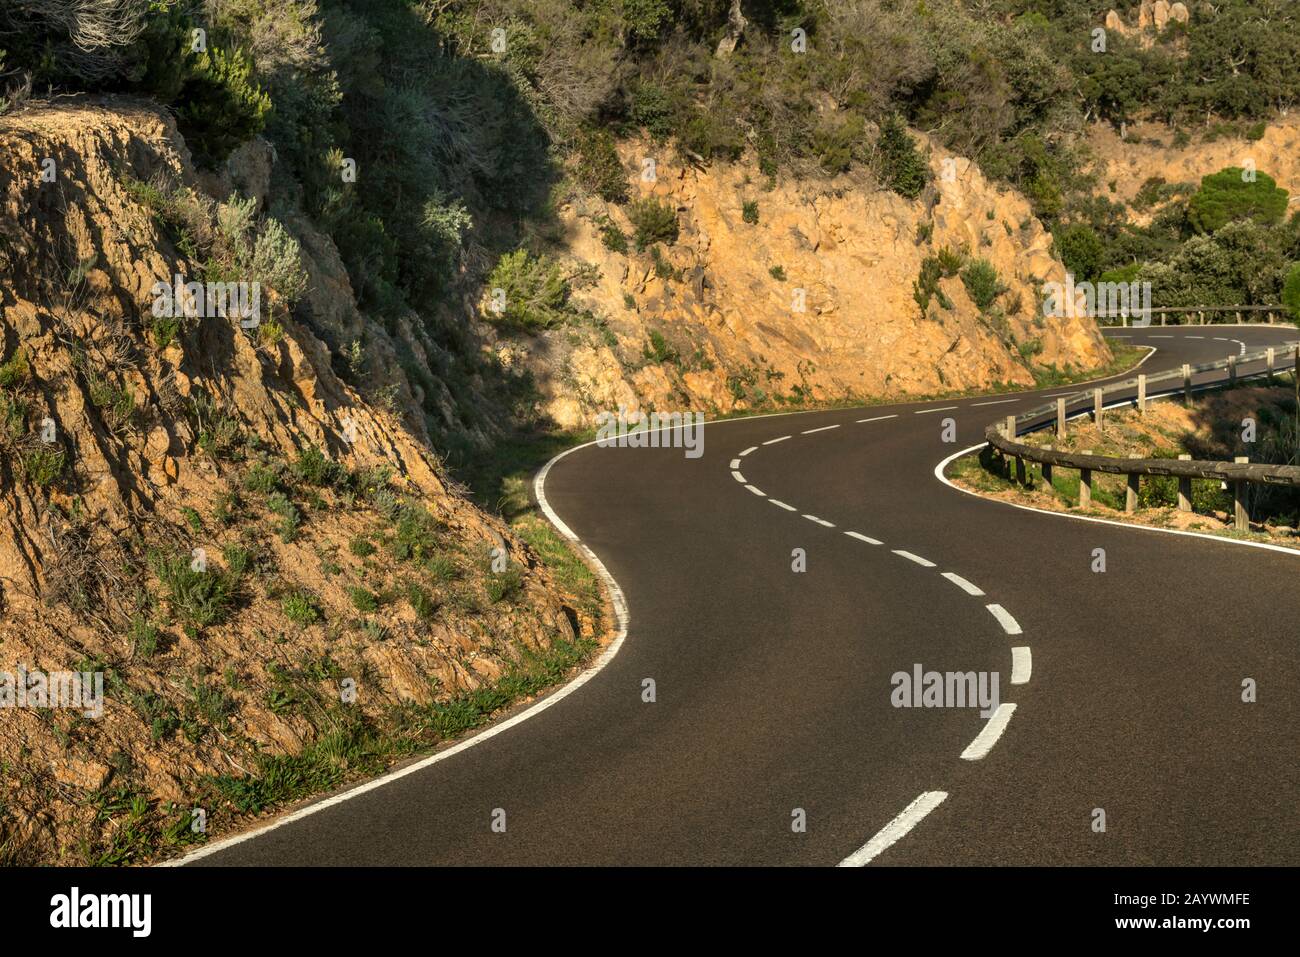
1153,0 -> 1170,29
1169,2 -> 1189,24
53,759 -> 111,791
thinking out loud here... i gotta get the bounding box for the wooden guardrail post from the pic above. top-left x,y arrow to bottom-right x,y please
1233,456 -> 1250,531
1126,455 -> 1140,513
1015,454 -> 1026,485
1042,453 -> 1053,486
1093,388 -> 1103,430
1228,354 -> 1236,385
1183,363 -> 1191,405
1267,347 -> 1275,383
1199,311 -> 1206,325
1137,374 -> 1146,414
1079,451 -> 1093,508
1177,455 -> 1192,511
1056,397 -> 1066,438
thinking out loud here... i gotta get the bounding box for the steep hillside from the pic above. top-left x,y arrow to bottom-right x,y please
494,138 -> 1113,429
0,100 -> 599,864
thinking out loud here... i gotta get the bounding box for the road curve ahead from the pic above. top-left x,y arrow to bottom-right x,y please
189,325 -> 1300,866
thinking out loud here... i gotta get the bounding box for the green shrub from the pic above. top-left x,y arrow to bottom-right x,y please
769,265 -> 786,281
575,130 -> 627,203
486,567 -> 523,604
349,537 -> 376,558
484,250 -> 575,331
961,259 -> 1004,310
0,348 -> 29,389
877,115 -> 929,200
1054,223 -> 1105,280
22,447 -> 65,487
174,46 -> 272,167
627,198 -> 678,250
597,217 -> 628,254
1188,168 -> 1289,234
282,591 -> 321,626
149,552 -> 238,632
347,587 -> 378,613
644,330 -> 678,364
1283,263 -> 1300,323
742,201 -> 759,225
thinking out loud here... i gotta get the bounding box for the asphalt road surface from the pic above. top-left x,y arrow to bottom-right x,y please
188,325 -> 1300,866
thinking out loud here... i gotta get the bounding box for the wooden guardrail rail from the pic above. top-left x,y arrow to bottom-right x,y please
1097,304 -> 1291,326
983,341 -> 1300,530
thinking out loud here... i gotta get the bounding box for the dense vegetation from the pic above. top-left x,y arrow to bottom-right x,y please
2,1 -> 1299,441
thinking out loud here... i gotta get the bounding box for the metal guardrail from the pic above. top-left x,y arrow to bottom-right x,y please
981,342 -> 1300,528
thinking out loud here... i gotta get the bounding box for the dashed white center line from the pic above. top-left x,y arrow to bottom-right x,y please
1185,335 -> 1204,339
739,446 -> 758,456
802,514 -> 835,527
1149,335 -> 1173,339
762,435 -> 791,445
769,499 -> 797,511
960,703 -> 1017,760
745,484 -> 766,497
1011,647 -> 1032,685
892,550 -> 936,568
857,414 -> 899,423
731,470 -> 747,483
941,572 -> 985,596
914,406 -> 958,414
837,791 -> 949,867
729,458 -> 742,470
971,398 -> 1019,407
844,531 -> 883,545
802,424 -> 840,434
1046,392 -> 1076,397
985,603 -> 1023,635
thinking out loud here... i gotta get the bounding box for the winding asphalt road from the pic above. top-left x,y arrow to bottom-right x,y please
186,325 -> 1300,866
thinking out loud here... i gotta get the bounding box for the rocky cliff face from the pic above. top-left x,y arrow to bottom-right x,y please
0,99 -> 591,863
491,138 -> 1113,430
1087,116 -> 1300,226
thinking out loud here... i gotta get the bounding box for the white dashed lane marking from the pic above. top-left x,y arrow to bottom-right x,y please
914,406 -> 958,414
769,499 -> 797,511
961,703 -> 1017,761
802,424 -> 840,434
971,398 -> 1019,407
731,470 -> 746,483
838,791 -> 949,867
941,572 -> 985,596
892,550 -> 936,568
763,435 -> 791,445
857,414 -> 899,423
745,485 -> 766,497
803,514 -> 835,527
985,603 -> 1023,635
729,458 -> 742,469
739,446 -> 758,456
844,531 -> 883,545
1011,647 -> 1032,685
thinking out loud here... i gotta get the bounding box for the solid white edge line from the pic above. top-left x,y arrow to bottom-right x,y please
845,531 -> 883,545
1011,647 -> 1032,685
802,424 -> 841,434
166,435 -> 632,867
763,435 -> 791,445
892,549 -> 936,568
940,572 -> 984,596
837,791 -> 949,867
745,484 -> 766,496
769,499 -> 797,511
731,470 -> 747,483
934,443 -> 1300,560
960,703 -> 1017,761
985,603 -> 1023,635
857,414 -> 899,423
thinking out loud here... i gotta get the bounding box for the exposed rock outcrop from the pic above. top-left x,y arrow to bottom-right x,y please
500,136 -> 1112,430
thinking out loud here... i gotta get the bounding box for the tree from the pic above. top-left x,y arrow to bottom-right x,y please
1283,263 -> 1300,324
1187,168 -> 1289,234
876,115 -> 929,200
1054,223 -> 1104,281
